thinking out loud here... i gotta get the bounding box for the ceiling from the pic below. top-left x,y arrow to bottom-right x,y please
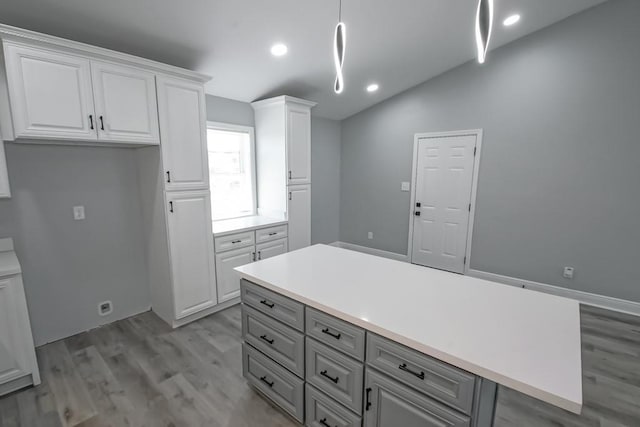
0,0 -> 606,120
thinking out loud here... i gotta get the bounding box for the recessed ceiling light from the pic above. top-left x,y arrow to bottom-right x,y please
503,14 -> 521,27
366,83 -> 379,93
270,43 -> 288,57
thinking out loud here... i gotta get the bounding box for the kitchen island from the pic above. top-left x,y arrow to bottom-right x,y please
235,244 -> 582,426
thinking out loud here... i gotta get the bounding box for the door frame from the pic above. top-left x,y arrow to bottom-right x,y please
407,129 -> 483,274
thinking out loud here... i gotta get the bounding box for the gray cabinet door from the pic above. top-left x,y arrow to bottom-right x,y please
364,369 -> 470,427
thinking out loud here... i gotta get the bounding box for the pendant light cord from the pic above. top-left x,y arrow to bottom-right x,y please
339,0 -> 342,22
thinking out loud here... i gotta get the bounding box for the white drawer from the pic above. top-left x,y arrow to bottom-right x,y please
214,231 -> 255,252
256,225 -> 288,244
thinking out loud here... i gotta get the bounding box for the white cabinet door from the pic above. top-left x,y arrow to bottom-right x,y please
0,141 -> 10,198
215,246 -> 254,303
157,76 -> 208,191
286,105 -> 311,185
3,42 -> 97,141
91,61 -> 159,144
166,191 -> 217,319
256,238 -> 288,261
0,276 -> 37,388
287,185 -> 311,251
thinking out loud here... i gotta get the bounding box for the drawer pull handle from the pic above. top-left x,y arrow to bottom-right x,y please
365,387 -> 372,411
319,418 -> 335,427
231,240 -> 242,244
259,376 -> 274,388
320,370 -> 339,384
321,328 -> 341,340
399,363 -> 425,380
268,232 -> 278,236
260,334 -> 274,345
260,300 -> 275,308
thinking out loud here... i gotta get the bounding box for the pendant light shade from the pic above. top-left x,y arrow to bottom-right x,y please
333,21 -> 346,94
475,0 -> 494,64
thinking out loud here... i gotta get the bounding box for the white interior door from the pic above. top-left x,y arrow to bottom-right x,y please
215,246 -> 254,303
157,76 -> 208,191
287,185 -> 311,251
4,42 -> 96,141
91,61 -> 159,144
411,134 -> 477,273
166,191 -> 217,319
286,105 -> 311,185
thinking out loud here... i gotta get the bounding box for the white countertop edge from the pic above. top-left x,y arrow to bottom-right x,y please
212,217 -> 288,237
236,270 -> 583,414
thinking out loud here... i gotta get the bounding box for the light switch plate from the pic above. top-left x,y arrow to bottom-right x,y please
401,182 -> 410,192
73,206 -> 85,220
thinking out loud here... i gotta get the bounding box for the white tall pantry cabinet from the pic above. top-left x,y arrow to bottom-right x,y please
138,76 -> 219,328
252,96 -> 315,251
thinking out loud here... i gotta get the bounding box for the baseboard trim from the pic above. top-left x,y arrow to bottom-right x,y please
171,297 -> 241,328
468,269 -> 640,317
330,241 -> 409,262
330,241 -> 640,317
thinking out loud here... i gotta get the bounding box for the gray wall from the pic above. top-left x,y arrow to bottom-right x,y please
206,94 -> 255,127
340,0 -> 640,302
311,117 -> 341,244
0,143 -> 149,345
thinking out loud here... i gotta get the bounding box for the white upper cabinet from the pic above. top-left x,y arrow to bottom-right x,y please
286,104 -> 312,185
4,42 -> 96,141
165,191 -> 217,319
157,75 -> 208,191
90,61 -> 159,144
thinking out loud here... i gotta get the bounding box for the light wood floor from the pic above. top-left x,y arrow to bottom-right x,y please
0,304 -> 639,426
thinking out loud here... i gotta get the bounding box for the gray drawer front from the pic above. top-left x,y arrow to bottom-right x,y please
364,368 -> 470,427
306,307 -> 365,361
306,384 -> 362,427
366,334 -> 476,415
306,337 -> 364,414
242,305 -> 305,377
242,343 -> 304,423
241,279 -> 305,332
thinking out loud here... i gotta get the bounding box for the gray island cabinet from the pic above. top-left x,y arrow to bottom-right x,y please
240,279 -> 496,426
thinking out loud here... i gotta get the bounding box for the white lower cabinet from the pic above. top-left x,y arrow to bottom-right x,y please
0,240 -> 40,396
215,246 -> 255,303
214,224 -> 288,304
257,238 -> 288,261
166,191 -> 217,319
288,185 -> 311,251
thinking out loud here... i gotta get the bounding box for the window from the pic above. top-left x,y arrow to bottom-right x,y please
206,122 -> 256,221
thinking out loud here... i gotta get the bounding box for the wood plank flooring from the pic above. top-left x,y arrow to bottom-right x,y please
1,304 -> 639,426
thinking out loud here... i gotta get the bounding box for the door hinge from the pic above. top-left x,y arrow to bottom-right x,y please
463,256 -> 467,265
473,147 -> 477,156
468,203 -> 471,212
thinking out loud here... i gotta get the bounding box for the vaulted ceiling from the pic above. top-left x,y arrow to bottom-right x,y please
0,0 -> 606,119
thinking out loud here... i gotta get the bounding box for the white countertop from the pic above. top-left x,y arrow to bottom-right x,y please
235,244 -> 583,414
212,215 -> 287,236
0,238 -> 21,277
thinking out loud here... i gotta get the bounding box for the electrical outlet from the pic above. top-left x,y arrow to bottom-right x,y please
73,206 -> 85,220
563,266 -> 575,279
98,301 -> 113,316
367,232 -> 373,239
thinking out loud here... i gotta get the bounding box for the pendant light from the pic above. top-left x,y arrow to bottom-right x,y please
475,0 -> 494,64
333,0 -> 346,94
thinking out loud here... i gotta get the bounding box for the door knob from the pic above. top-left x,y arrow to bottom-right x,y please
414,211 -> 421,216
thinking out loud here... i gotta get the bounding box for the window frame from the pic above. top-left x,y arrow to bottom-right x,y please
206,121 -> 257,221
